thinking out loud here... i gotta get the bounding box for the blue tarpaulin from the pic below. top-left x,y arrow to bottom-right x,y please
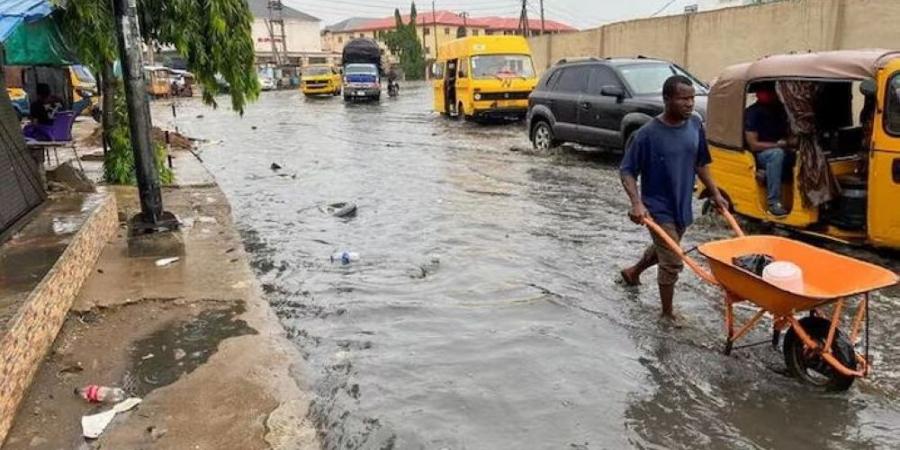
0,0 -> 53,42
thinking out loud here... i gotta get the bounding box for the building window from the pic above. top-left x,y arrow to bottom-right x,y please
359,33 -> 364,38
472,29 -> 479,36
424,27 -> 430,36
444,27 -> 450,35
485,30 -> 493,36
425,46 -> 431,55
338,37 -> 343,43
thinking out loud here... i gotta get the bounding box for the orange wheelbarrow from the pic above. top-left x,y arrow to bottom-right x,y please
645,210 -> 898,391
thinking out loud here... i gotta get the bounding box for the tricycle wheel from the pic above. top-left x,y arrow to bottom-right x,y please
783,316 -> 856,391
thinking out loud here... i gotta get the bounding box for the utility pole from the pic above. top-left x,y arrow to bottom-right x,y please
459,12 -> 468,38
540,0 -> 545,35
112,0 -> 176,231
518,0 -> 530,37
432,0 -> 438,59
267,0 -> 287,66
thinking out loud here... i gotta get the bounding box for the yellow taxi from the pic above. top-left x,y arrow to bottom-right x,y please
301,65 -> 342,97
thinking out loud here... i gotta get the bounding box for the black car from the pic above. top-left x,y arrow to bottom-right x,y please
526,57 -> 708,152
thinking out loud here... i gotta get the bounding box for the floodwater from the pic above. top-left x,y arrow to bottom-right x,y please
157,83 -> 900,449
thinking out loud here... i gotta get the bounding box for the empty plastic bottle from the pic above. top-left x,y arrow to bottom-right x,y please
75,385 -> 127,404
330,251 -> 359,265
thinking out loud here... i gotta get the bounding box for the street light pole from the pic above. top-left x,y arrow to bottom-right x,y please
112,0 -> 177,231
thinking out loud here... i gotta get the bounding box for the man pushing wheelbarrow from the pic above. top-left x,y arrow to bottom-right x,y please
619,75 -> 729,322
619,78 -> 898,391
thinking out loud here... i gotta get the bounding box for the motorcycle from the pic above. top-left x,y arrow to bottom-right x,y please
387,80 -> 400,97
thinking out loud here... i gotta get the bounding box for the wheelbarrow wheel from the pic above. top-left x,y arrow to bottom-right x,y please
783,316 -> 857,391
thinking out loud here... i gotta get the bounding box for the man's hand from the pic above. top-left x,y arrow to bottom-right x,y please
710,191 -> 730,212
629,203 -> 650,224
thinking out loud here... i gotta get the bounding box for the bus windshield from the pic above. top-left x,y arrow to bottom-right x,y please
471,54 -> 534,80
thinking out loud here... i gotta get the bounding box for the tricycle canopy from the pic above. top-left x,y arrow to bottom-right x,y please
707,49 -> 900,148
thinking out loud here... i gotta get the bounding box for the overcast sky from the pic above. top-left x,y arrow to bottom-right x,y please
282,0 -> 708,30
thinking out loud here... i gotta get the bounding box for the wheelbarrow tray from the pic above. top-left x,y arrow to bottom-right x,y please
698,235 -> 898,316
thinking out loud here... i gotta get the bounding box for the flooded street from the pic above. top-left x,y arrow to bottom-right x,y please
158,82 -> 900,449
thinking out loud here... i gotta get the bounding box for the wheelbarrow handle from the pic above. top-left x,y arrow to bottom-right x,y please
642,217 -> 719,286
719,207 -> 745,238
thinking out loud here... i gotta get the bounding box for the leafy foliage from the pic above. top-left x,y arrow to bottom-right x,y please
382,2 -> 426,80
102,89 -> 172,185
57,0 -> 258,184
138,0 -> 259,112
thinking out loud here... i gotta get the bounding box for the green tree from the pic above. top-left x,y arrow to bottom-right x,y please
382,2 -> 426,80
57,0 -> 259,184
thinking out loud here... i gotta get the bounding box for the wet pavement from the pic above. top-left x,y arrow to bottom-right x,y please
0,192 -> 106,330
125,303 -> 257,397
159,82 -> 900,449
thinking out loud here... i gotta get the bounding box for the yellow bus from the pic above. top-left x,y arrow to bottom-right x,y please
432,36 -> 537,121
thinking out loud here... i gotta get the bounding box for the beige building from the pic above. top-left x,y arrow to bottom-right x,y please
325,11 -> 576,61
248,0 -> 337,66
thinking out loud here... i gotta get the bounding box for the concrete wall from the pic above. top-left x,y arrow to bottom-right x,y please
252,19 -> 322,54
0,191 -> 117,445
528,0 -> 900,81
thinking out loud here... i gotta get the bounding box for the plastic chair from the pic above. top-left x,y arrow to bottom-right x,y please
24,111 -> 83,171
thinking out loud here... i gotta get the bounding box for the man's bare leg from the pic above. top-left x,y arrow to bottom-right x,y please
659,283 -> 675,319
621,250 -> 658,286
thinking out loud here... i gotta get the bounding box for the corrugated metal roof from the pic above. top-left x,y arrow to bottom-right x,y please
246,0 -> 318,22
0,0 -> 53,41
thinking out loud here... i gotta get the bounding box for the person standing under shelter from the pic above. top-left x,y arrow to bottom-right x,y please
619,75 -> 728,321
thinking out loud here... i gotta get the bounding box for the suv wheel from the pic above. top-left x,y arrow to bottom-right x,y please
532,121 -> 556,151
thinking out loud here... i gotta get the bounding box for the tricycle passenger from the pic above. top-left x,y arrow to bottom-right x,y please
744,83 -> 794,217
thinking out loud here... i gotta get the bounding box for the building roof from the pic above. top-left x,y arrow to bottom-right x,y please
474,16 -> 575,32
324,17 -> 374,33
246,0 -> 319,22
343,10 -> 576,33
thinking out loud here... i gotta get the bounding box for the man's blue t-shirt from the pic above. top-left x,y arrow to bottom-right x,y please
745,102 -> 790,143
620,115 -> 712,228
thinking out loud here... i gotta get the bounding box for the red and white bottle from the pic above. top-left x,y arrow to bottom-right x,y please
75,385 -> 127,403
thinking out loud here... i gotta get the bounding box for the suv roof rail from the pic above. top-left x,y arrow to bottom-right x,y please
555,56 -> 602,65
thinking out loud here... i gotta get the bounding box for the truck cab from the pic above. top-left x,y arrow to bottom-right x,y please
342,38 -> 383,102
342,63 -> 380,101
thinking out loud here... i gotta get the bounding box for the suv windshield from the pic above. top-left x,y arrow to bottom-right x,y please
345,64 -> 377,75
888,74 -> 900,134
471,54 -> 534,79
618,63 -> 708,96
305,67 -> 332,76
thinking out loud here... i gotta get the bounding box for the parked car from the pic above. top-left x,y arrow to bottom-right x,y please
527,57 -> 708,152
259,76 -> 276,91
